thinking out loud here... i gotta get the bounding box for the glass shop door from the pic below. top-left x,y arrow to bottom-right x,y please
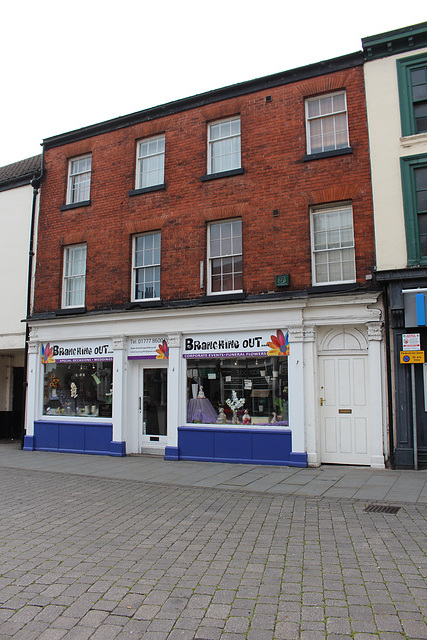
139,365 -> 167,449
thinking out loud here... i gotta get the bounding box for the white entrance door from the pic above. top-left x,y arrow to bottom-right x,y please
138,364 -> 167,450
319,354 -> 370,465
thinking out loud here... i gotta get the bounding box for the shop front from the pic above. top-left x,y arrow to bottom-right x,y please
23,339 -> 121,455
24,295 -> 385,467
165,328 -> 306,466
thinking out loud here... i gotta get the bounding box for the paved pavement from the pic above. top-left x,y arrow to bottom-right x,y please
0,443 -> 427,639
2,442 -> 427,504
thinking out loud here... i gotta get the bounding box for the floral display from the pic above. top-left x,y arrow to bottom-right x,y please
226,390 -> 245,424
49,374 -> 59,389
226,390 -> 245,412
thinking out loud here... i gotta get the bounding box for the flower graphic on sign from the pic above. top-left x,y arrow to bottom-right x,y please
41,343 -> 55,364
267,330 -> 289,356
156,340 -> 169,360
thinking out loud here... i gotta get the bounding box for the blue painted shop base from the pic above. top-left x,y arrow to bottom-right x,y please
164,425 -> 307,467
24,421 -> 307,467
23,420 -> 126,456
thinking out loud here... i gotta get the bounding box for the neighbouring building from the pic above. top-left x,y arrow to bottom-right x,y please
24,51 -> 386,467
363,21 -> 427,469
0,155 -> 41,439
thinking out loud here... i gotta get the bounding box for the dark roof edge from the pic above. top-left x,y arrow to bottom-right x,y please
43,51 -> 363,150
0,172 -> 40,193
362,21 -> 427,60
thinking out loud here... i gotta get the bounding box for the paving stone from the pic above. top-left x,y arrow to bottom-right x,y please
90,625 -> 122,640
401,619 -> 427,638
51,616 -> 81,630
273,620 -> 301,638
194,628 -> 222,640
223,617 -> 250,633
61,628 -> 94,640
374,614 -> 404,632
1,455 -> 427,640
37,630 -> 68,640
326,616 -> 352,634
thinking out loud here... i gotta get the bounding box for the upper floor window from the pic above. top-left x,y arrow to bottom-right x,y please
311,204 -> 355,285
132,232 -> 161,300
67,155 -> 91,204
397,54 -> 427,136
401,155 -> 427,266
208,219 -> 242,294
62,244 -> 87,308
208,117 -> 241,174
136,135 -> 165,189
305,92 -> 349,155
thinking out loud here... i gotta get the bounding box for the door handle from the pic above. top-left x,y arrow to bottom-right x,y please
320,397 -> 324,406
139,397 -> 141,411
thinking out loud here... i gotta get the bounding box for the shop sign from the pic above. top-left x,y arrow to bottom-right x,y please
402,333 -> 421,351
183,329 -> 289,359
128,337 -> 169,360
41,340 -> 113,364
400,351 -> 425,364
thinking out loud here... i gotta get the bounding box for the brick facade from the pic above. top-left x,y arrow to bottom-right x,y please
34,61 -> 374,314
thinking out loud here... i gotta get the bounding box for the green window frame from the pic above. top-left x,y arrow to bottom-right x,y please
401,154 -> 427,266
397,53 -> 427,137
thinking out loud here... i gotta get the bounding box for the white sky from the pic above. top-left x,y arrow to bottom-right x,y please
1,1 -> 426,167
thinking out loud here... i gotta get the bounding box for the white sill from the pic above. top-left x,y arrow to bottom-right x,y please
39,415 -> 112,423
184,422 -> 290,430
400,132 -> 427,148
206,290 -> 243,296
312,279 -> 356,286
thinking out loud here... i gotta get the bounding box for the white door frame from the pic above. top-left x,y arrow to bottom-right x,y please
318,327 -> 370,465
138,360 -> 168,452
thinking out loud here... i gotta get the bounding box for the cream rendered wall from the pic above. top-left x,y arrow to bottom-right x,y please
364,48 -> 427,271
0,184 -> 33,350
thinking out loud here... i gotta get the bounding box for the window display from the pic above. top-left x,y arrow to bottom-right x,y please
186,356 -> 288,425
43,361 -> 113,417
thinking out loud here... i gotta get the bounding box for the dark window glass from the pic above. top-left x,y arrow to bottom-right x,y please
44,362 -> 113,417
415,168 -> 427,213
187,356 -> 288,425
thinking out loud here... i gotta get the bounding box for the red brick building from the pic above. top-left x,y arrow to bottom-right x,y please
25,51 -> 386,468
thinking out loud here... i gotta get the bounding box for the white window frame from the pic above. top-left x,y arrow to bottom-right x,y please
66,155 -> 92,204
305,91 -> 349,155
207,219 -> 243,295
132,232 -> 161,301
207,117 -> 241,175
136,135 -> 165,189
62,244 -> 87,308
311,203 -> 356,286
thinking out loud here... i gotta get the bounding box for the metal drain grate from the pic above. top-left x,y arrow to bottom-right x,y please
364,504 -> 401,514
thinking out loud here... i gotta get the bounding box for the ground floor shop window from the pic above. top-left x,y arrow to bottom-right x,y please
186,356 -> 288,425
43,361 -> 113,417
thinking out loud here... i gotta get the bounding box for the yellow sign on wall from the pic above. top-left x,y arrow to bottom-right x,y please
400,351 -> 425,364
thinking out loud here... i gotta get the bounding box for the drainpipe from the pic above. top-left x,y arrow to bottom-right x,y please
382,281 -> 395,468
21,156 -> 43,448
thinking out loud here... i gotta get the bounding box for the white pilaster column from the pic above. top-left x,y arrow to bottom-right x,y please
303,325 -> 319,466
166,332 -> 182,448
367,321 -> 385,468
288,326 -> 305,453
25,336 -> 39,437
112,336 -> 127,444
